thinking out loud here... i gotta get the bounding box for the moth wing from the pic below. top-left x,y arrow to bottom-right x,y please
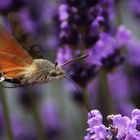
8,12 -> 44,59
0,25 -> 33,78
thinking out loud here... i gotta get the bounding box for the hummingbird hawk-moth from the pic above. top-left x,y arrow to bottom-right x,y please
0,13 -> 88,87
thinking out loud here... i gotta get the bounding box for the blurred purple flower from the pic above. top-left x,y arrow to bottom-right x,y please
108,67 -> 134,116
91,25 -> 132,68
130,0 -> 140,19
126,39 -> 140,109
0,0 -> 27,14
57,1 -> 133,117
116,25 -> 132,47
85,109 -> 140,140
0,0 -> 59,51
41,103 -> 63,139
17,87 -> 42,112
18,8 -> 36,33
58,0 -> 109,49
57,46 -> 73,66
12,115 -> 38,140
87,26 -> 129,71
0,0 -> 12,11
57,0 -> 131,88
127,39 -> 140,66
0,105 -> 4,135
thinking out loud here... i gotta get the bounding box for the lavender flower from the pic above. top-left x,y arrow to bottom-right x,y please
57,0 -> 107,86
85,110 -> 106,140
58,0 -> 108,49
85,109 -> 140,140
87,25 -> 132,71
57,0 -> 131,87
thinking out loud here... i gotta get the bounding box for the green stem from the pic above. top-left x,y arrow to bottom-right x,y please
29,92 -> 46,140
82,87 -> 91,112
0,89 -> 14,140
97,70 -> 114,119
115,0 -> 122,26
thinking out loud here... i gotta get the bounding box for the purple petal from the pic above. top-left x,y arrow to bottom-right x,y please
91,125 -> 106,140
132,109 -> 140,124
113,115 -> 131,139
116,25 -> 132,47
58,4 -> 69,21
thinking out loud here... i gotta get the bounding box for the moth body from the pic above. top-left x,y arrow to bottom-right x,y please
15,59 -> 65,85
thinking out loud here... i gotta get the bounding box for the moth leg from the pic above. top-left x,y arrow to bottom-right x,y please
0,71 -> 5,82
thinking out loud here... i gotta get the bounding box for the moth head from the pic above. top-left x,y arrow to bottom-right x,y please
48,62 -> 65,80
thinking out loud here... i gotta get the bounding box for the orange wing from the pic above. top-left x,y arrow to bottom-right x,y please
0,25 -> 33,78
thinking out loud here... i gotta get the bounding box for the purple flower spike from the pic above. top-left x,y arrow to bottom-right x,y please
85,109 -> 140,140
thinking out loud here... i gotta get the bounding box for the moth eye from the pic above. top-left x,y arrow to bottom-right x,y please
50,72 -> 57,77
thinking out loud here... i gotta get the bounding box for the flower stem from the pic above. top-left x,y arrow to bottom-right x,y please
82,87 -> 91,112
97,70 -> 114,121
115,0 -> 123,26
29,91 -> 46,140
0,88 -> 14,140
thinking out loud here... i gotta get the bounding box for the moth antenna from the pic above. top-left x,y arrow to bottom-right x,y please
55,62 -> 58,67
60,54 -> 89,67
64,75 -> 91,113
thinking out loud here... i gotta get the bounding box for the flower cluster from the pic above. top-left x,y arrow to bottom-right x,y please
58,0 -> 105,48
84,109 -> 140,140
58,0 -> 114,49
86,25 -> 132,71
57,0 -> 131,87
